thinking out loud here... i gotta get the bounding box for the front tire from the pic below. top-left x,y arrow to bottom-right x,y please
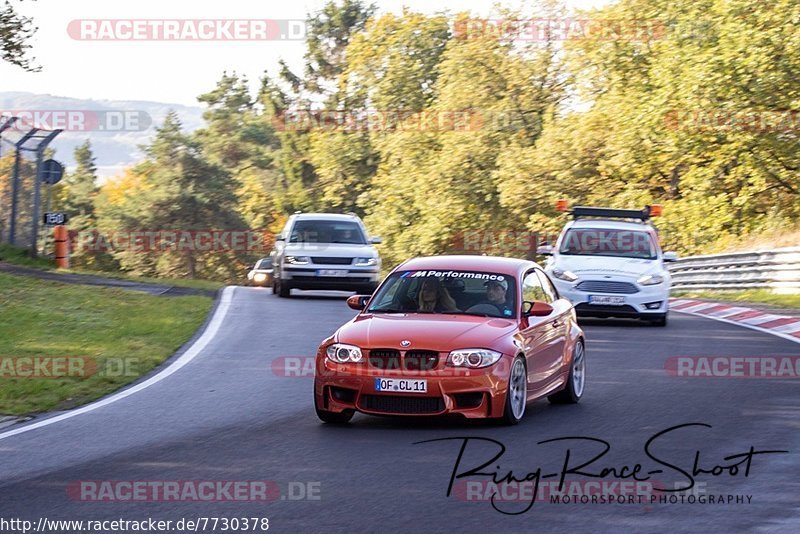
647,313 -> 668,327
501,356 -> 527,425
314,382 -> 354,424
275,277 -> 291,298
548,340 -> 585,404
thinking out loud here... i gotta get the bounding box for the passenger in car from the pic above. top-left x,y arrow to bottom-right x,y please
417,277 -> 459,312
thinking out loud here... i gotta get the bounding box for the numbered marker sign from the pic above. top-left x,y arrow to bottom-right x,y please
43,212 -> 69,226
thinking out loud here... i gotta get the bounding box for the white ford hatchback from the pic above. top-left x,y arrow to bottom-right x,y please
540,205 -> 678,326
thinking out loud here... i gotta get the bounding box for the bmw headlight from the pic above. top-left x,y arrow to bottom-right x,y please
285,256 -> 310,265
637,274 -> 665,286
354,257 -> 378,266
326,343 -> 363,363
552,269 -> 578,282
447,349 -> 502,369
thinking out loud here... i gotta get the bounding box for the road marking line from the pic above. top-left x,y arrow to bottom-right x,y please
711,307 -> 751,318
740,314 -> 784,325
671,298 -> 800,345
679,302 -> 721,313
775,322 -> 800,334
0,286 -> 235,441
757,317 -> 800,329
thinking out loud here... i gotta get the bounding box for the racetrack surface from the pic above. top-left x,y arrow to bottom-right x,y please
0,287 -> 798,532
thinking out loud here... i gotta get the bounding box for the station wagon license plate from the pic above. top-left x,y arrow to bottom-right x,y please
374,378 -> 427,393
589,295 -> 625,305
317,269 -> 349,277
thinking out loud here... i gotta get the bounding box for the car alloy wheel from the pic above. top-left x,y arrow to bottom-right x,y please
501,356 -> 527,424
571,341 -> 585,398
548,340 -> 585,404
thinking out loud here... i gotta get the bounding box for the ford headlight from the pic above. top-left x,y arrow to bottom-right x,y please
552,269 -> 578,282
447,349 -> 502,369
285,256 -> 310,265
354,257 -> 378,266
637,274 -> 665,286
326,343 -> 363,363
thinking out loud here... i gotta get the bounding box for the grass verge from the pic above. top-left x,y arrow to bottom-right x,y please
0,243 -> 224,290
673,289 -> 800,311
0,272 -> 213,415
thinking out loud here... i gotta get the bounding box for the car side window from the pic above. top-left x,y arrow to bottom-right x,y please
535,269 -> 558,303
522,271 -> 548,303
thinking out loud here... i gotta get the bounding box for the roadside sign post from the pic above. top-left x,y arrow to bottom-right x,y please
30,132 -> 63,257
39,159 -> 65,256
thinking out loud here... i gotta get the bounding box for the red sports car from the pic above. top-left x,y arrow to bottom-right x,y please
314,255 -> 586,425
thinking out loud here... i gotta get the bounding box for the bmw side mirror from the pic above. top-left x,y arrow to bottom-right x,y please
522,300 -> 554,317
370,236 -> 383,244
663,251 -> 678,262
347,294 -> 371,311
536,245 -> 553,256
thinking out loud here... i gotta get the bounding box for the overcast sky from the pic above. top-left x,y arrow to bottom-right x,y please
1,0 -> 611,106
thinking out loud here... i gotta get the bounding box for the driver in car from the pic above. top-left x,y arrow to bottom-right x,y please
477,278 -> 513,317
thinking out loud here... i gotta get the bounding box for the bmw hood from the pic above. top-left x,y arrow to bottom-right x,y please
335,314 -> 517,353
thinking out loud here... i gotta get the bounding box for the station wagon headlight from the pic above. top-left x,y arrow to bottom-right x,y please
552,269 -> 578,282
285,256 -> 310,265
326,343 -> 363,363
447,349 -> 502,369
354,257 -> 378,266
637,274 -> 664,286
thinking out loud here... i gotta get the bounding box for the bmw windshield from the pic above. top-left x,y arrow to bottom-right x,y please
367,270 -> 517,318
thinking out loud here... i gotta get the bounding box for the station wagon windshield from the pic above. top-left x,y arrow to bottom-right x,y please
289,220 -> 367,244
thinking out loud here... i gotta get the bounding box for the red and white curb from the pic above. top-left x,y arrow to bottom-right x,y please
670,298 -> 800,344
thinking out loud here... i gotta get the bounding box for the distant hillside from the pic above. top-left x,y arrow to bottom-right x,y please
0,92 -> 205,178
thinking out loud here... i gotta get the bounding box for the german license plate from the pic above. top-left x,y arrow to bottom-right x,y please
589,295 -> 625,305
317,269 -> 348,277
374,378 -> 427,393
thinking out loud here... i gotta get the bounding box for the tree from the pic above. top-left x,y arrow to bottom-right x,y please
281,0 -> 376,105
1,0 -> 38,71
96,113 -> 250,280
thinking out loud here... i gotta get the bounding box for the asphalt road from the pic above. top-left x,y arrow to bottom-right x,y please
0,286 -> 798,533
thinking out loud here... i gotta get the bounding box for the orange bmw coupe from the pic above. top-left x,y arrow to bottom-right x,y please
314,255 -> 586,425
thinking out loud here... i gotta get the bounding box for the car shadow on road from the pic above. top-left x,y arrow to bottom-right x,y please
328,400 -> 575,431
577,317 -> 660,327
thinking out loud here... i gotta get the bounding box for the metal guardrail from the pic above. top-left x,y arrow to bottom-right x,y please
668,247 -> 800,294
